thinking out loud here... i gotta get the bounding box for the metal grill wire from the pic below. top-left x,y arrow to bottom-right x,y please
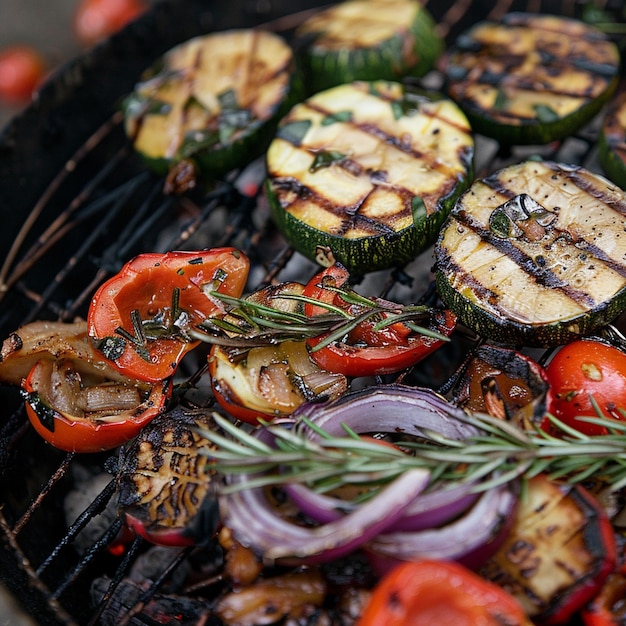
0,0 -> 623,623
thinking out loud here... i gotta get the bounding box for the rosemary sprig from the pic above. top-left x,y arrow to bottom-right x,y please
198,412 -> 626,497
189,287 -> 450,349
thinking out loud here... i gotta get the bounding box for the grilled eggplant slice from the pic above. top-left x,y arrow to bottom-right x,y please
266,81 -> 474,274
435,160 -> 626,346
293,0 -> 443,94
123,29 -> 302,181
599,90 -> 626,190
481,474 -> 616,624
117,406 -> 219,547
442,13 -> 620,145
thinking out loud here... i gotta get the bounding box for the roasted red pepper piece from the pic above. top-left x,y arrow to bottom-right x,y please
302,264 -> 456,377
88,248 -> 250,382
24,358 -> 171,453
581,572 -> 626,626
356,559 -> 531,626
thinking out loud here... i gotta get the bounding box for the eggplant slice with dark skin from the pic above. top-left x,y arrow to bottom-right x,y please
117,405 -> 220,547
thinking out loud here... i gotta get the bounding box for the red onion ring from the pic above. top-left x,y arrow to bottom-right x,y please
219,384 -> 517,568
286,384 -> 480,530
367,480 -> 518,573
285,480 -> 479,531
220,467 -> 431,564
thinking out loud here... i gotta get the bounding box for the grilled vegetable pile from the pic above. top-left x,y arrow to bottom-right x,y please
2,3 -> 626,624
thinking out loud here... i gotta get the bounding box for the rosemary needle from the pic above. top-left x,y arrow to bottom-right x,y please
198,411 -> 626,498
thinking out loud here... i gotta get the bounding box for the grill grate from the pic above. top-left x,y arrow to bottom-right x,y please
0,0 -> 624,623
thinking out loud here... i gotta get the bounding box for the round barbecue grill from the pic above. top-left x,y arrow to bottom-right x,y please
0,0 -> 624,623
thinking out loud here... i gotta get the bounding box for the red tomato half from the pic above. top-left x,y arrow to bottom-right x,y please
0,46 -> 45,105
24,359 -> 171,453
545,339 -> 626,435
356,559 -> 531,626
88,248 -> 250,382
74,0 -> 147,47
303,264 -> 456,377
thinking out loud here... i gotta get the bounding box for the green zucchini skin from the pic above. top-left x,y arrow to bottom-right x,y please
122,30 -> 303,180
266,80 -> 474,274
293,0 -> 443,94
435,160 -> 626,346
599,90 -> 626,190
442,13 -> 621,146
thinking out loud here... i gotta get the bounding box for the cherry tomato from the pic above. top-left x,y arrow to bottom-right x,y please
73,0 -> 147,47
302,264 -> 456,378
0,46 -> 45,105
24,358 -> 171,453
88,248 -> 250,382
545,339 -> 626,436
355,559 -> 531,626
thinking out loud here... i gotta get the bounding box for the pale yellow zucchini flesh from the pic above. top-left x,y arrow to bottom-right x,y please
442,13 -> 620,145
435,160 -> 626,346
267,81 -> 474,273
123,30 -> 297,177
293,0 -> 443,92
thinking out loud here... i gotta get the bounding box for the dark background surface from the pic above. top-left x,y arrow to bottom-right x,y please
0,0 -> 82,129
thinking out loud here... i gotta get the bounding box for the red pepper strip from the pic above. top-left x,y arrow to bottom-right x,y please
581,572 -> 626,626
302,264 -> 456,377
355,559 -> 532,626
88,248 -> 249,382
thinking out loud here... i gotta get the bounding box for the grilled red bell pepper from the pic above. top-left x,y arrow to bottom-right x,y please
581,572 -> 626,626
302,264 -> 456,377
23,357 -> 171,453
356,559 -> 531,626
88,248 -> 249,382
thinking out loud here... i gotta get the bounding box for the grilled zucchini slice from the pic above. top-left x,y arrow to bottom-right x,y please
123,30 -> 302,180
435,160 -> 626,346
442,13 -> 620,145
293,0 -> 443,94
599,90 -> 626,189
266,81 -> 474,274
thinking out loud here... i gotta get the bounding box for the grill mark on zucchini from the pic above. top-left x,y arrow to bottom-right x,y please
271,172 -> 413,237
479,169 -> 626,278
435,160 -> 626,345
451,211 -> 598,306
280,99 -> 469,215
442,13 -> 620,144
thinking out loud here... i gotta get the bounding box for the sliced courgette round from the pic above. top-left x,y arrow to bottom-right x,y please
123,29 -> 302,180
435,160 -> 626,346
441,13 -> 620,145
293,0 -> 443,94
599,90 -> 626,190
266,80 -> 474,274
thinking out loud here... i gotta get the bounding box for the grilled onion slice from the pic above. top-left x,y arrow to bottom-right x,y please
435,160 -> 626,346
266,80 -> 474,273
441,13 -> 620,145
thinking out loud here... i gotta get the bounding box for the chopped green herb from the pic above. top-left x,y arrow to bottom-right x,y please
533,104 -> 560,123
322,111 -> 353,126
309,150 -> 347,172
277,120 -> 312,146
